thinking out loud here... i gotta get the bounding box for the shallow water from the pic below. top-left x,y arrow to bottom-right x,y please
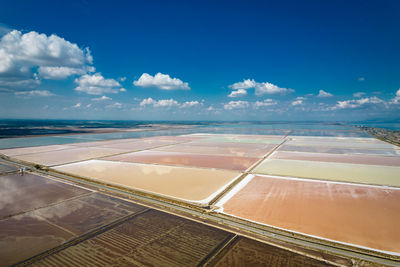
54,160 -> 240,204
219,175 -> 400,253
253,158 -> 400,186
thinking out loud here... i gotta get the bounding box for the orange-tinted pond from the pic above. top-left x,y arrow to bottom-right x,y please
218,175 -> 400,254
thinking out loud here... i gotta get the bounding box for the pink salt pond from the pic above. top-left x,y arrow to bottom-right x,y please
217,174 -> 400,254
102,150 -> 260,171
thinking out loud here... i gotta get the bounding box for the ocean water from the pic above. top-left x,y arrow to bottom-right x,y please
0,120 -> 375,149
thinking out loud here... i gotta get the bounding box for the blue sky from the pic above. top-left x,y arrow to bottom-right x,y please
0,0 -> 399,121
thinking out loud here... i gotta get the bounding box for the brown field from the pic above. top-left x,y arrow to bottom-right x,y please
32,210 -> 233,266
0,163 -> 18,173
0,214 -> 75,266
0,173 -> 90,219
31,193 -> 146,235
212,237 -> 331,266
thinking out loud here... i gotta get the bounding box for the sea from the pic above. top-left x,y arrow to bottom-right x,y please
0,119 -> 398,149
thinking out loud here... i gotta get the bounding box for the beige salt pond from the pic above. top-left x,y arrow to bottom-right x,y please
270,151 -> 400,167
0,144 -> 76,157
13,147 -> 129,166
53,159 -> 241,206
253,158 -> 400,186
285,139 -> 397,150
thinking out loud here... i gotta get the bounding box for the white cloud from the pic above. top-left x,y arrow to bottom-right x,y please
75,73 -> 124,95
228,79 -> 293,97
133,72 -> 190,90
155,99 -> 180,107
14,90 -> 54,97
317,89 -> 333,98
254,99 -> 277,108
224,101 -> 249,110
228,89 -> 247,98
334,97 -> 384,109
181,101 -> 199,108
0,30 -> 92,80
291,99 -> 303,106
255,82 -> 293,96
229,79 -> 257,90
119,77 -> 127,82
358,77 -> 365,81
139,97 -> 180,108
353,92 -> 365,98
72,103 -> 81,108
92,95 -> 112,101
0,29 -> 95,93
106,102 -> 122,108
140,97 -> 156,106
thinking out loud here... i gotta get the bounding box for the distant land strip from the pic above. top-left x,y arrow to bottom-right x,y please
358,126 -> 400,146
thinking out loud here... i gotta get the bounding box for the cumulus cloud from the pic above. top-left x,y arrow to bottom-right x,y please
0,29 -> 95,93
181,101 -> 199,108
227,79 -> 293,97
106,102 -> 122,108
228,89 -> 247,98
224,101 -> 249,110
139,97 -> 201,108
291,99 -> 303,106
0,30 -> 93,88
254,99 -> 277,108
353,92 -> 365,98
92,95 -> 112,101
317,89 -> 333,98
133,73 -> 190,90
333,97 -> 384,109
229,79 -> 257,90
14,90 -> 54,97
255,82 -> 293,96
75,73 -> 124,95
139,97 -> 180,108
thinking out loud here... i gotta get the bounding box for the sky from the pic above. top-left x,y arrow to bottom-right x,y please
0,0 -> 399,121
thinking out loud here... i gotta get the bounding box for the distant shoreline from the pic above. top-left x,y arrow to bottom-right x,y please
357,126 -> 400,146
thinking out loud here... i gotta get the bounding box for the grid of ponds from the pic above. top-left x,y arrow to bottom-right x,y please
0,125 -> 399,265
